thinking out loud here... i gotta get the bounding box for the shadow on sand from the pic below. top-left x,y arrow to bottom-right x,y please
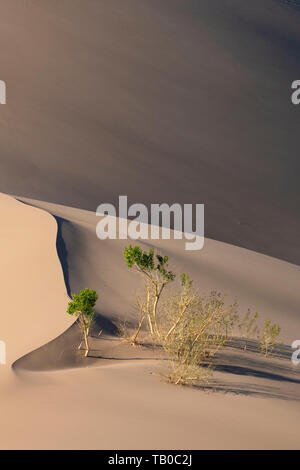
191,339 -> 300,401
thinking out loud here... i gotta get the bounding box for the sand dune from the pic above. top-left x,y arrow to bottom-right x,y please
0,193 -> 299,449
0,0 -> 300,450
2,362 -> 300,450
0,0 -> 300,265
0,194 -> 73,382
17,196 -> 300,344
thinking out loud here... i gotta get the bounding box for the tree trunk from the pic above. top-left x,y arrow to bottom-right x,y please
153,294 -> 160,337
131,316 -> 144,344
84,331 -> 89,357
153,284 -> 164,338
147,315 -> 154,335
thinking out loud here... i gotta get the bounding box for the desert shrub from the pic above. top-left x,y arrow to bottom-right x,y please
117,320 -> 133,343
166,361 -> 212,386
67,288 -> 98,357
162,276 -> 238,349
123,244 -> 281,387
117,312 -> 147,346
123,245 -> 175,342
260,320 -> 281,356
161,282 -> 239,385
238,310 -> 260,350
161,274 -> 197,340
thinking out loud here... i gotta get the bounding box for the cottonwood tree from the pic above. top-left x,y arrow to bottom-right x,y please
124,245 -> 175,342
67,288 -> 98,357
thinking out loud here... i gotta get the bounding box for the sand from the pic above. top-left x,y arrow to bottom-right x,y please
0,193 -> 299,449
0,0 -> 300,264
0,0 -> 300,450
0,194 -> 73,377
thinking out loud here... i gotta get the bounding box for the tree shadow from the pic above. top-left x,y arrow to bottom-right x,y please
196,381 -> 300,401
192,339 -> 300,401
211,362 -> 300,385
91,312 -> 119,337
226,337 -> 292,361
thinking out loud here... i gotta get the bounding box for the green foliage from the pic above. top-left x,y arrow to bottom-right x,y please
124,245 -> 154,270
122,245 -> 281,387
124,245 -> 175,282
180,273 -> 193,289
67,288 -> 98,317
123,245 -> 175,340
260,320 -> 281,357
67,288 -> 98,357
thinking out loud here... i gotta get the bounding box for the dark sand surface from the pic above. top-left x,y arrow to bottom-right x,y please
1,2 -> 300,449
0,0 -> 300,264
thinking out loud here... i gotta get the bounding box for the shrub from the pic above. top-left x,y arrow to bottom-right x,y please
67,288 -> 98,357
238,310 -> 260,350
260,320 -> 281,357
166,362 -> 212,386
123,244 -> 281,387
162,285 -> 238,385
123,245 -> 175,342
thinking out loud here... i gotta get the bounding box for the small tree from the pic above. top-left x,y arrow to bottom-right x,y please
124,245 -> 175,341
260,320 -> 281,357
67,288 -> 98,357
122,246 -> 282,387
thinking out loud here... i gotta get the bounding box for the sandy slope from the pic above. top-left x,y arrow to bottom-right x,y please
18,196 -> 300,343
0,0 -> 299,451
1,363 -> 300,450
0,193 -> 73,385
0,194 -> 298,449
0,0 -> 300,265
